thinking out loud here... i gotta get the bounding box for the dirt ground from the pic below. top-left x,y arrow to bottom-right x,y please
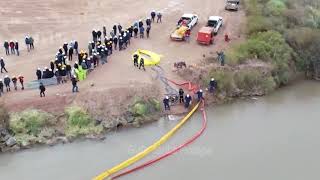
0,0 -> 245,112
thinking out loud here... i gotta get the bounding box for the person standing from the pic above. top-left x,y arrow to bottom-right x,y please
196,89 -> 204,102
113,35 -> 118,50
74,40 -> 79,55
68,45 -> 74,61
139,58 -> 145,71
0,79 -> 3,96
184,94 -> 192,109
133,54 -> 139,67
113,24 -> 117,35
36,68 -> 42,80
185,29 -> 191,42
157,12 -> 162,23
139,26 -> 145,38
209,78 -> 217,94
9,40 -> 15,55
39,82 -> 46,97
63,42 -> 68,55
133,26 -> 139,38
71,75 -> 79,93
4,75 -> 11,92
4,41 -> 9,55
18,75 -> 24,90
0,58 -> 8,73
14,41 -> 19,56
179,88 -> 184,103
146,25 -> 151,38
25,36 -> 30,52
163,96 -> 170,111
103,26 -> 107,37
29,36 -> 34,50
11,76 -> 18,91
151,10 -> 156,22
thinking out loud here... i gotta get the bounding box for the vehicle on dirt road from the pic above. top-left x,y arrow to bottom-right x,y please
170,13 -> 198,41
197,27 -> 214,45
207,16 -> 223,35
225,0 -> 240,11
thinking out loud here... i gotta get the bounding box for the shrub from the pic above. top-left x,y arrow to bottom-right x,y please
0,104 -> 9,130
65,106 -> 103,138
65,106 -> 91,128
205,70 -> 235,95
10,109 -> 53,136
266,0 -> 287,16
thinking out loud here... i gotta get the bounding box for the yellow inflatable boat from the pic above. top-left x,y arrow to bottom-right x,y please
132,49 -> 161,66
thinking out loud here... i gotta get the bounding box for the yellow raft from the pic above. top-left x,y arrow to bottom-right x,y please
132,49 -> 161,66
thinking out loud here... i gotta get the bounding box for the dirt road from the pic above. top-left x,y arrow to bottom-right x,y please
0,0 -> 244,112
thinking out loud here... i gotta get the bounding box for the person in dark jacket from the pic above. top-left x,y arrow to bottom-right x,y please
209,78 -> 217,94
71,75 -> 79,93
74,40 -> 78,55
55,70 -> 61,84
184,94 -> 192,108
18,75 -> 24,90
39,82 -> 46,97
0,79 -> 3,96
68,46 -> 74,61
128,26 -> 133,37
97,30 -> 102,40
157,12 -> 162,23
146,25 -> 151,38
92,29 -> 97,42
133,26 -> 138,38
103,26 -> 107,37
138,20 -> 143,28
119,37 -> 123,51
0,58 -> 8,73
25,36 -> 30,51
4,75 -> 11,92
133,54 -> 139,67
146,17 -> 151,27
151,10 -> 156,22
179,88 -> 184,103
139,26 -> 145,38
14,41 -> 19,56
50,60 -> 55,72
163,96 -> 170,111
113,36 -> 118,50
63,42 -> 68,55
113,24 -> 117,35
12,76 -> 18,91
9,40 -> 15,55
66,63 -> 72,78
4,41 -> 9,55
196,89 -> 204,102
118,24 -> 122,33
29,36 -> 34,49
139,58 -> 145,71
36,68 -> 42,80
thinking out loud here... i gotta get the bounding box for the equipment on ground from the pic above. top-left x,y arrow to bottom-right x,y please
132,49 -> 161,66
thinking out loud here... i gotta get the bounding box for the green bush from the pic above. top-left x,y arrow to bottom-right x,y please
65,106 -> 104,138
205,70 -> 235,95
266,0 -> 287,16
0,104 -> 9,130
65,106 -> 91,128
10,109 -> 53,136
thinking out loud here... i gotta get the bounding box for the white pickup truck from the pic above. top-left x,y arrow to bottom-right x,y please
207,16 -> 223,35
177,13 -> 199,29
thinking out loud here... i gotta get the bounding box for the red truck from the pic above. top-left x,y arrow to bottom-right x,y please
196,27 -> 214,45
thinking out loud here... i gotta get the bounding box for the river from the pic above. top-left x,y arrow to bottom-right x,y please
0,81 -> 319,180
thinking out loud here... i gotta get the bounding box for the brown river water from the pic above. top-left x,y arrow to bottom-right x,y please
0,81 -> 319,180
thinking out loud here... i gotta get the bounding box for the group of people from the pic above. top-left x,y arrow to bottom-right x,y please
25,36 -> 35,52
0,75 -> 24,96
34,11 -> 162,97
163,78 -> 218,111
3,40 -> 19,56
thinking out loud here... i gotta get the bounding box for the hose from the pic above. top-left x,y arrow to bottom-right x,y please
110,80 -> 206,180
111,100 -> 207,180
151,65 -> 178,95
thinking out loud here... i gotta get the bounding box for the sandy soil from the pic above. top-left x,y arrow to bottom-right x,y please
0,0 -> 245,112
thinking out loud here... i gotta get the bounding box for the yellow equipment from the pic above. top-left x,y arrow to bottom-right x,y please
132,49 -> 161,66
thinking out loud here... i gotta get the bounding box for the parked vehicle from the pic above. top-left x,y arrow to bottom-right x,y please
225,0 -> 240,11
177,13 -> 198,29
197,27 -> 214,45
207,16 -> 223,35
170,13 -> 198,41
